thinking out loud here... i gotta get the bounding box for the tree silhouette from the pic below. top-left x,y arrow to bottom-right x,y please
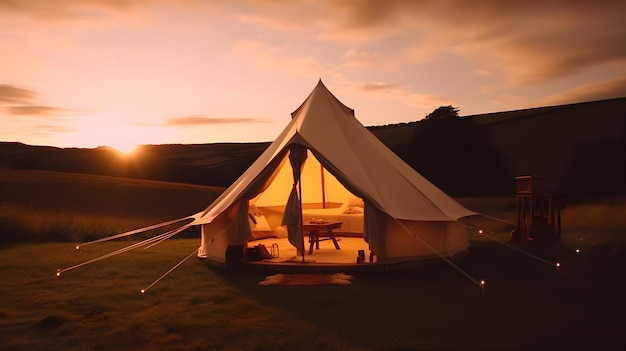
424,105 -> 460,121
405,106 -> 510,196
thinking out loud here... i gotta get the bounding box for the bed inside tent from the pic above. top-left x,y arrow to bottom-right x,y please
244,149 -> 372,265
251,150 -> 364,237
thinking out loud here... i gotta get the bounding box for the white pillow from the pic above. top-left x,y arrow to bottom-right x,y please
273,225 -> 288,238
348,196 -> 364,208
252,215 -> 271,231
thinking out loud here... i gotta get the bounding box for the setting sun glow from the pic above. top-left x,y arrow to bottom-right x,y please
1,2 -> 624,149
110,142 -> 138,155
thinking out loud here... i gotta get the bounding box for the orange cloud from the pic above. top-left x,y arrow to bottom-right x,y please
0,0 -> 189,19
1,84 -> 69,117
35,124 -> 77,133
6,105 -> 67,116
0,84 -> 36,104
239,1 -> 626,85
358,81 -> 402,92
543,77 -> 626,105
165,115 -> 263,126
352,80 -> 455,112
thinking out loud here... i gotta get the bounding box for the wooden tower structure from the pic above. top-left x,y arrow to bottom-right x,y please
513,176 -> 562,244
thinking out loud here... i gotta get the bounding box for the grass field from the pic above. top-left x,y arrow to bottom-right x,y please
1,168 -> 625,349
0,168 -> 224,245
1,237 -> 624,350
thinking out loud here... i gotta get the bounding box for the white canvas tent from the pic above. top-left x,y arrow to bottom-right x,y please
194,80 -> 476,266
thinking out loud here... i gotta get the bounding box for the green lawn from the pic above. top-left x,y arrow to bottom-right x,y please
1,236 -> 624,350
1,168 -> 625,349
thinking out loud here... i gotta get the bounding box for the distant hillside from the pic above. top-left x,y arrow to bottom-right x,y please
469,97 -> 625,196
1,97 -> 624,197
469,97 -> 624,174
372,97 -> 625,197
0,142 -> 269,187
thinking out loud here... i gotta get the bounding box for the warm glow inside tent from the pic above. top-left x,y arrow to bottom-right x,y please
194,80 -> 476,267
252,150 -> 351,209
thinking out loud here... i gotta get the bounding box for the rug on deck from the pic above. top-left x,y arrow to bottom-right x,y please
258,273 -> 353,286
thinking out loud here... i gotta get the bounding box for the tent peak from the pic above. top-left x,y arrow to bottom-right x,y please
290,80 -> 355,119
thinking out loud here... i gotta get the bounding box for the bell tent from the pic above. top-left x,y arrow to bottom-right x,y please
193,80 -> 476,267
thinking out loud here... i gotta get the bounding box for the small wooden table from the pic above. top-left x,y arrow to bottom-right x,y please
303,221 -> 342,255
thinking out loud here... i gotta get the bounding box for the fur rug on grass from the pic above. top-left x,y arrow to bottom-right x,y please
258,273 -> 353,286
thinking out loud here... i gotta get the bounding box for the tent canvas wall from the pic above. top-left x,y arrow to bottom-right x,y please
196,80 -> 476,265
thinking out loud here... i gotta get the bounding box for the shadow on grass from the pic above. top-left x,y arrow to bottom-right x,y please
209,237 -> 626,350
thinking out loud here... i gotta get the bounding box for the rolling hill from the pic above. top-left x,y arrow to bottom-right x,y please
1,97 -> 624,197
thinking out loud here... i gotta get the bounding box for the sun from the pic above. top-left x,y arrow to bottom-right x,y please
54,116 -> 169,154
109,141 -> 138,155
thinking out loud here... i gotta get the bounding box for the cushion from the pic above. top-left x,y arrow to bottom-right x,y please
348,196 -> 364,208
250,213 -> 273,240
252,215 -> 271,231
273,225 -> 288,238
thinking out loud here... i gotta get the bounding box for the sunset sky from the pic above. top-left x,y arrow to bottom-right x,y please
1,0 -> 625,152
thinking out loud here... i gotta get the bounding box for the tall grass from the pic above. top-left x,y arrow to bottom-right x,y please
560,201 -> 626,248
458,197 -> 626,248
0,203 -> 161,245
0,168 -> 223,245
2,168 -> 623,248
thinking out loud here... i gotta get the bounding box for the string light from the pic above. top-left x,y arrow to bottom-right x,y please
478,229 -> 483,234
75,245 -> 80,250
575,247 -> 581,254
555,262 -> 561,271
480,279 -> 486,299
56,269 -> 61,277
140,289 -> 145,294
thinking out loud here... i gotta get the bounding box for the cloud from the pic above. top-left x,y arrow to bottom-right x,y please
365,1 -> 626,85
0,84 -> 36,104
341,48 -> 386,69
165,115 -> 263,126
358,81 -> 402,92
231,39 -> 325,76
0,84 -> 70,117
0,0 -> 190,19
5,105 -> 67,116
0,84 -> 71,117
35,124 -> 77,133
237,1 -> 626,85
353,80 -> 455,112
543,77 -> 626,105
8,1 -> 622,87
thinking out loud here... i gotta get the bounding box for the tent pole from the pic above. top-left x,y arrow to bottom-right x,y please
320,164 -> 326,209
298,174 -> 305,262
